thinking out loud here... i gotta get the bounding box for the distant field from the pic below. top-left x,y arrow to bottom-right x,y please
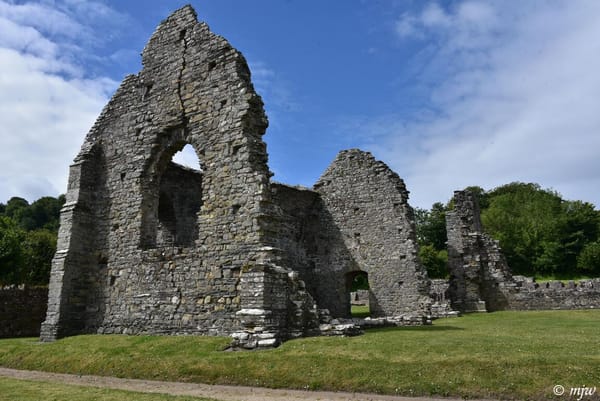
0,310 -> 598,400
0,377 -> 216,401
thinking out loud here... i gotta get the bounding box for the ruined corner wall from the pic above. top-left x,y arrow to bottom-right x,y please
446,190 -> 513,312
0,287 -> 48,338
446,190 -> 600,313
41,5 -> 285,342
313,149 -> 431,319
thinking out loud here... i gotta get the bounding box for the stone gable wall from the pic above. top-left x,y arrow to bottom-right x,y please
314,150 -> 431,319
41,5 -> 278,341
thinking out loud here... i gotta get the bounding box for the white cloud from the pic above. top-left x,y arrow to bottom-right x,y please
172,144 -> 202,170
421,3 -> 451,28
0,0 -> 120,203
395,13 -> 421,38
369,1 -> 600,208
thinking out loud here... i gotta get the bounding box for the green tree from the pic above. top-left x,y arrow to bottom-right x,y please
23,196 -> 64,231
415,202 -> 448,251
4,197 -> 29,221
0,195 -> 64,285
558,201 -> 600,274
6,196 -> 64,231
481,183 -> 563,275
0,216 -> 25,285
22,229 -> 57,285
415,202 -> 449,277
419,245 -> 448,278
576,241 -> 600,276
481,182 -> 600,277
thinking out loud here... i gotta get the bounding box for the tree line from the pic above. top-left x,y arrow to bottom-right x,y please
0,195 -> 64,286
416,182 -> 600,279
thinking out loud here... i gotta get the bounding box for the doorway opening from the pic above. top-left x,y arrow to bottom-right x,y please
346,270 -> 370,318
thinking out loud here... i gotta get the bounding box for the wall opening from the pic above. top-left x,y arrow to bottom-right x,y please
347,270 -> 370,318
142,143 -> 203,249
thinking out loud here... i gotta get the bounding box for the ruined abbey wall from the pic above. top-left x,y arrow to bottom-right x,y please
446,190 -> 600,313
42,6 -> 281,341
446,190 -> 513,312
41,6 -> 431,346
314,150 -> 431,319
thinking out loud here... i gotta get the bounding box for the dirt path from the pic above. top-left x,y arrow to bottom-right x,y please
0,367 -> 495,401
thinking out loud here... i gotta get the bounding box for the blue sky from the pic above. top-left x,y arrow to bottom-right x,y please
1,0 -> 599,209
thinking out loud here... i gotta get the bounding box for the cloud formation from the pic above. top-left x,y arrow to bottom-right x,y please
367,1 -> 600,208
0,0 -> 120,203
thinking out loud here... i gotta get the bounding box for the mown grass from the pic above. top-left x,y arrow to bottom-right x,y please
350,304 -> 370,318
0,378 -> 217,401
0,310 -> 599,400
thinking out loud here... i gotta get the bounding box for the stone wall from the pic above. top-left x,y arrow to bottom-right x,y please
155,162 -> 203,247
270,183 -> 321,300
350,290 -> 369,306
0,287 -> 48,338
429,279 -> 458,318
41,5 -> 282,342
271,155 -> 433,323
314,150 -> 431,320
505,277 -> 600,310
446,190 -> 513,312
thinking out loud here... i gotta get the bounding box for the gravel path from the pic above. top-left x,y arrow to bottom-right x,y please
0,367 -> 495,401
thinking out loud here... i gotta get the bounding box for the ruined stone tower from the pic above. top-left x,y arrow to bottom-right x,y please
41,5 -> 431,347
446,190 -> 513,312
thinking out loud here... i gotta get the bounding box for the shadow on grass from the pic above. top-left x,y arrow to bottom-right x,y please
351,312 -> 371,319
364,324 -> 465,333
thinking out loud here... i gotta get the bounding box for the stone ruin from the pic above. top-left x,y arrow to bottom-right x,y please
445,190 -> 600,313
40,5 -> 432,348
39,5 -> 599,348
446,190 -> 513,312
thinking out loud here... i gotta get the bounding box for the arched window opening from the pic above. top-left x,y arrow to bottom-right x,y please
346,271 -> 370,318
142,142 -> 203,249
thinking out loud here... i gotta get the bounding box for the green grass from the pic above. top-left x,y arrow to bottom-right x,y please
533,274 -> 593,283
350,304 -> 370,318
1,310 -> 599,400
0,378 -> 217,401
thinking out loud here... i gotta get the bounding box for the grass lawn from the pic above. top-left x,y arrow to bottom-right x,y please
0,377 -> 217,401
350,304 -> 370,318
0,310 -> 598,400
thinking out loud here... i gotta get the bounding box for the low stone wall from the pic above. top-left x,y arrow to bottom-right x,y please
0,287 -> 48,338
350,290 -> 369,306
505,278 -> 600,311
429,279 -> 459,318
